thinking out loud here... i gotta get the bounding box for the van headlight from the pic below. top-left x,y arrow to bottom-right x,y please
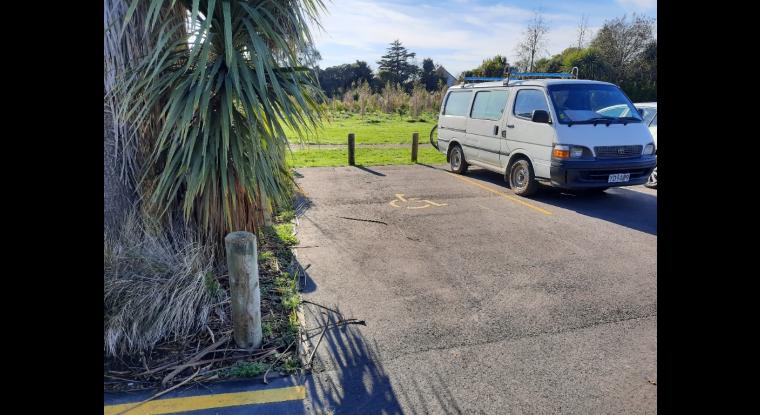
553,144 -> 591,159
643,143 -> 655,155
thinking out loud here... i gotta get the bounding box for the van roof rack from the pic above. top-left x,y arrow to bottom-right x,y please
503,67 -> 579,85
461,67 -> 580,87
462,76 -> 503,82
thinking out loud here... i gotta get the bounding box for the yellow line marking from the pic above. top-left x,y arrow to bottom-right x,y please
449,174 -> 553,215
103,386 -> 305,415
423,200 -> 448,207
395,193 -> 407,202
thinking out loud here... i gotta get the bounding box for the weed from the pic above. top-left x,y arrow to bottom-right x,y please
203,272 -> 221,296
273,223 -> 298,246
275,209 -> 295,223
282,292 -> 301,311
282,357 -> 300,373
258,251 -> 274,262
262,322 -> 273,338
227,361 -> 268,378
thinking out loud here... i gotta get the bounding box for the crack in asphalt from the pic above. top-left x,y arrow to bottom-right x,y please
373,312 -> 657,364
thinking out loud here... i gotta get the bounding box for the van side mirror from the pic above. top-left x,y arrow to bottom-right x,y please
531,110 -> 551,124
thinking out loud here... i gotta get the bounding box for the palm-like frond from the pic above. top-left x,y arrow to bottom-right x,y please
112,0 -> 325,241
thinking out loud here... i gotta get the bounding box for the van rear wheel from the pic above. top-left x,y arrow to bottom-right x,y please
449,145 -> 468,174
508,158 -> 538,196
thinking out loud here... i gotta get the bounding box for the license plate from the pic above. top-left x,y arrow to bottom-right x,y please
608,173 -> 630,183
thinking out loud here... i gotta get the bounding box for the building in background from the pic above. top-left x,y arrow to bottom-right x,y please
436,66 -> 457,87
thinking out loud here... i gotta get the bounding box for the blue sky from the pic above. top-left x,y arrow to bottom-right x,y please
311,0 -> 656,76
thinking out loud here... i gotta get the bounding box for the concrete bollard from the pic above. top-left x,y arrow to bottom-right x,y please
224,231 -> 263,349
411,132 -> 419,163
348,133 -> 355,166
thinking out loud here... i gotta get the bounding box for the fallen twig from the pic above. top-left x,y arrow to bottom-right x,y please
336,216 -> 388,225
263,340 -> 295,384
302,300 -> 341,315
162,335 -> 230,386
307,326 -> 328,367
114,368 -> 201,415
305,319 -> 367,336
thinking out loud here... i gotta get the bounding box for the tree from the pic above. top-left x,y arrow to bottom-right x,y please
420,58 -> 444,91
619,39 -> 657,101
104,0 -> 187,233
377,40 -> 419,88
590,14 -> 655,79
317,61 -> 375,97
460,55 -> 509,80
111,0 -> 326,243
576,14 -> 590,50
516,11 -> 549,72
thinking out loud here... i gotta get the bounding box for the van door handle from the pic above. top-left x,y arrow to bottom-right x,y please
506,124 -> 515,128
493,125 -> 499,135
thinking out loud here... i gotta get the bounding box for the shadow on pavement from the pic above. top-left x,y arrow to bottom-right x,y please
301,303 -> 403,414
466,168 -> 657,235
354,165 -> 386,176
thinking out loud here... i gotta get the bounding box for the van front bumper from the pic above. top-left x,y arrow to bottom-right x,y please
549,156 -> 656,189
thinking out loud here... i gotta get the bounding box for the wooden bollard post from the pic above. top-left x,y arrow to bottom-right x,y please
411,132 -> 419,163
348,133 -> 355,166
224,231 -> 263,349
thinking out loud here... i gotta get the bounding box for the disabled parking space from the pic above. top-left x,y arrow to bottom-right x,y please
294,164 -> 656,414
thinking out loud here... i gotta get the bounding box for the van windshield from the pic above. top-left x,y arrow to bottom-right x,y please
547,84 -> 642,125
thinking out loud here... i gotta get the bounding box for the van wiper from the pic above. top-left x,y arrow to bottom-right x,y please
615,116 -> 642,125
570,116 -> 616,126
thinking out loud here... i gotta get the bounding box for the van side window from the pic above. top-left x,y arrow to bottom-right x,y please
513,89 -> 549,119
650,114 -> 657,127
470,90 -> 509,121
443,91 -> 473,116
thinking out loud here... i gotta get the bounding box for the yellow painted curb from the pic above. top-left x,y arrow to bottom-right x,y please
104,385 -> 305,415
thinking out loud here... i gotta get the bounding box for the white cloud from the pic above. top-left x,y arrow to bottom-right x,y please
617,0 -> 657,11
311,0 -> 640,76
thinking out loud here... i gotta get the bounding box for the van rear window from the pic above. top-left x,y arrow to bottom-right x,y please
443,91 -> 472,116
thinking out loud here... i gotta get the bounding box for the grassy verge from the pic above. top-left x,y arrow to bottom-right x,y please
288,147 -> 446,168
286,111 -> 438,145
103,206 -> 306,391
222,211 -> 303,380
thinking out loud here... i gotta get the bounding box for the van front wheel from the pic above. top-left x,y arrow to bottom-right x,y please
449,145 -> 468,174
508,159 -> 538,196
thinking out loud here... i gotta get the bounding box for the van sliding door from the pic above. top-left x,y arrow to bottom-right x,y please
465,90 -> 509,166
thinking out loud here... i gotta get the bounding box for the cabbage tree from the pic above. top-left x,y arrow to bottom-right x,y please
112,0 -> 325,241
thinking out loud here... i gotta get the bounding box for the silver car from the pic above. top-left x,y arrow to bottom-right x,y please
635,103 -> 657,188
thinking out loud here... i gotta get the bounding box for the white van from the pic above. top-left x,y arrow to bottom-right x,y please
434,77 -> 656,195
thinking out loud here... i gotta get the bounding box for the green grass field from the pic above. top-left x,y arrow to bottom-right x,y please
286,111 -> 438,145
288,146 -> 446,168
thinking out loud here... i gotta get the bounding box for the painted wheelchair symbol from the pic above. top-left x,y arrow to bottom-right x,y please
389,193 -> 448,209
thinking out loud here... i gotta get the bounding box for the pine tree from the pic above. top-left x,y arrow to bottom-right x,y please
377,40 -> 419,88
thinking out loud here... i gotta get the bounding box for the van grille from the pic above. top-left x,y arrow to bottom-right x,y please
594,145 -> 642,159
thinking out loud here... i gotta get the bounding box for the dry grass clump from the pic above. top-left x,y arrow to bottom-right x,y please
104,214 -> 227,357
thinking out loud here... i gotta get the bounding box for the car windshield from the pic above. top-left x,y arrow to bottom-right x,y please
547,84 -> 642,124
637,107 -> 657,125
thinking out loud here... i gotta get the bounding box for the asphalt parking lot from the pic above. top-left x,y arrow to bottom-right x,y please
295,164 -> 656,414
